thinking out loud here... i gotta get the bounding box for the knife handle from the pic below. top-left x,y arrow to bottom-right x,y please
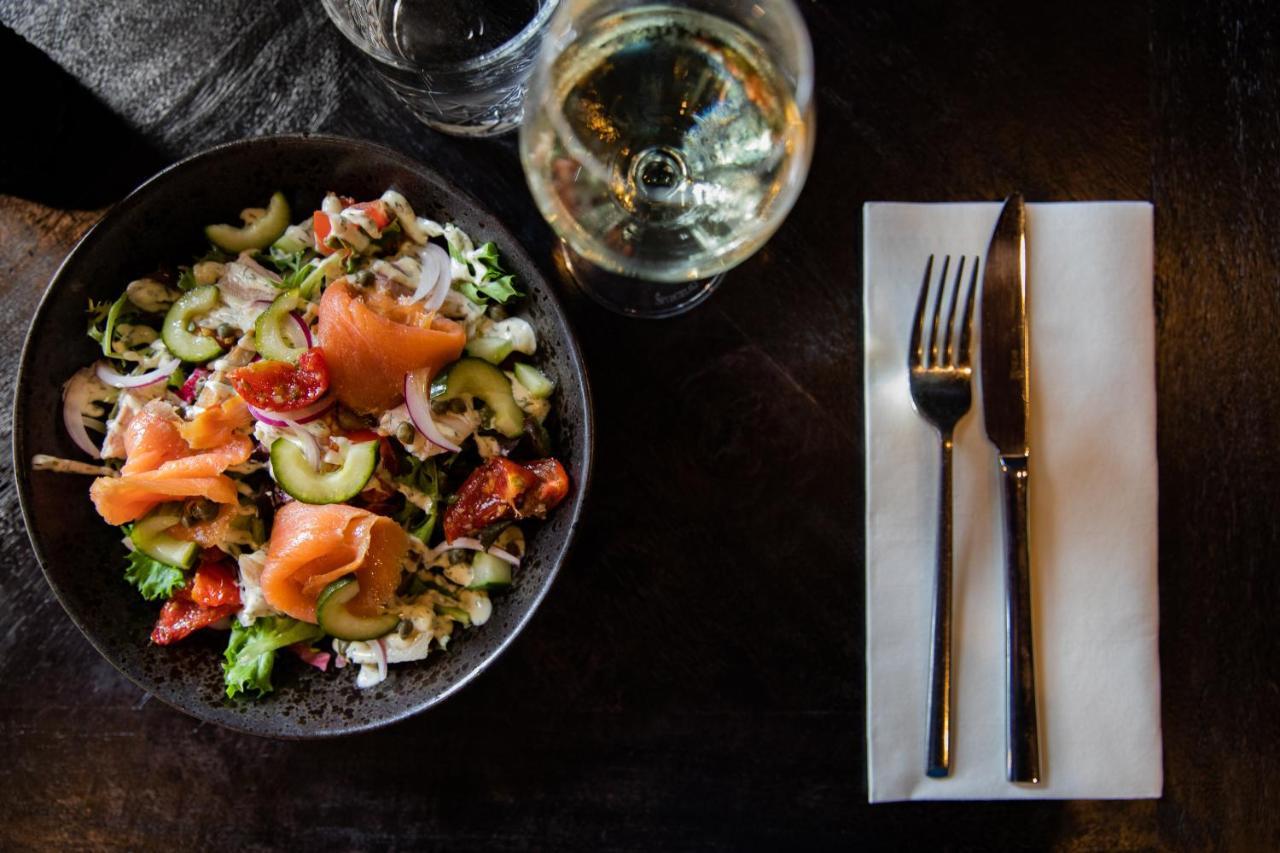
999,454 -> 1041,784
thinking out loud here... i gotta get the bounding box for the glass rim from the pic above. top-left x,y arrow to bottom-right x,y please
323,0 -> 561,74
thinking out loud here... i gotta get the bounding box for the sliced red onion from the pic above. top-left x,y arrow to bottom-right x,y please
413,243 -> 451,311
428,537 -> 521,567
371,637 -> 388,682
403,368 -> 460,452
487,545 -> 521,566
286,312 -> 312,348
62,395 -> 101,459
334,653 -> 349,670
245,394 -> 334,426
245,404 -> 287,427
95,357 -> 179,389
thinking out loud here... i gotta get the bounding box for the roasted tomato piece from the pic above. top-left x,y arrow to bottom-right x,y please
349,200 -> 393,230
312,210 -> 336,255
520,458 -> 570,518
228,348 -> 329,411
188,555 -> 242,609
443,458 -> 538,541
151,597 -> 237,646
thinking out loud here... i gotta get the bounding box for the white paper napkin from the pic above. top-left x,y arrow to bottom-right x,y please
863,202 -> 1162,802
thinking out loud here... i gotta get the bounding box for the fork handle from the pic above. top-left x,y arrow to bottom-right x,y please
925,434 -> 954,778
999,454 -> 1041,784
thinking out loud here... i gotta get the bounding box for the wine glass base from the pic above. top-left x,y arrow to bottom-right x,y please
555,242 -> 723,319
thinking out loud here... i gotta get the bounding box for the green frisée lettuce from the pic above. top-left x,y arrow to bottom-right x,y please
223,616 -> 324,699
445,228 -> 520,305
393,454 -> 441,542
87,293 -> 133,358
123,546 -> 187,601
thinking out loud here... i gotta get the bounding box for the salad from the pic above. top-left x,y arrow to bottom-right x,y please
35,189 -> 570,697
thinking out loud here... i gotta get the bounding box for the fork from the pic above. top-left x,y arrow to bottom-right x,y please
908,254 -> 979,778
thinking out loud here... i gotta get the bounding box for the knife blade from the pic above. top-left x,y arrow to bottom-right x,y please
981,195 -> 1029,454
980,194 -> 1041,785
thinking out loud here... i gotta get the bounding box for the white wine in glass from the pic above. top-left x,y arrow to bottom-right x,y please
520,0 -> 815,317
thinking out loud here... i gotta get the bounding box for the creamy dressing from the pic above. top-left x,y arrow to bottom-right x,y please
509,371 -> 551,423
31,454 -> 117,476
380,190 -> 445,244
236,549 -> 276,625
125,278 -> 179,313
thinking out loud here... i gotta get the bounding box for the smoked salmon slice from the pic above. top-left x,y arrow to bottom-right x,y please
121,404 -> 190,475
90,402 -> 252,526
179,396 -> 253,450
260,501 -> 408,623
317,278 -> 465,413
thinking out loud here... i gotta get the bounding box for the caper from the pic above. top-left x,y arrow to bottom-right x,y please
183,498 -> 219,526
397,619 -> 413,639
215,323 -> 235,340
396,422 -> 416,444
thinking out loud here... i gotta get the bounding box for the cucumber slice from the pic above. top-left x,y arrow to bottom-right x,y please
271,224 -> 311,254
270,437 -> 378,504
435,358 -> 524,437
206,192 -> 291,253
130,513 -> 197,569
513,363 -> 554,399
161,285 -> 224,363
464,336 -> 514,365
254,289 -> 306,363
316,578 -> 398,641
467,552 -> 512,589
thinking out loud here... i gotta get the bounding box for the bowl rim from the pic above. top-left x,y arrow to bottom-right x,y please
11,132 -> 594,738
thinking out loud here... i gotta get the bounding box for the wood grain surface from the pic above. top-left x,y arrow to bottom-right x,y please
1,0 -> 1277,850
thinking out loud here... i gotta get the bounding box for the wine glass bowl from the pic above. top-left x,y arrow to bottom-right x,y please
519,0 -> 815,317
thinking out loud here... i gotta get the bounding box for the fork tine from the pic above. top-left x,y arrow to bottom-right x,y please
942,256 -> 966,366
928,256 -> 951,366
909,255 -> 934,368
956,256 -> 979,367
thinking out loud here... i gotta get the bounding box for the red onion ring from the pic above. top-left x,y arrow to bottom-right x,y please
95,357 -> 179,389
62,395 -> 101,459
403,368 -> 460,452
427,537 -> 521,567
245,395 -> 334,426
413,243 -> 451,310
286,312 -> 312,349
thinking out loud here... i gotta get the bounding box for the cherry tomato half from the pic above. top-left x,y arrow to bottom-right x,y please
442,457 -> 570,541
228,348 -> 329,412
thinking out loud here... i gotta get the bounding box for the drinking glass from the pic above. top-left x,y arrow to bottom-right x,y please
519,0 -> 815,317
321,0 -> 559,137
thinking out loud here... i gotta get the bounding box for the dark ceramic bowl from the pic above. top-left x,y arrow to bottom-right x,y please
13,135 -> 592,738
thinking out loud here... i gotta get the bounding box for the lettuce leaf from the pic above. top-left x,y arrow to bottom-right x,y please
393,453 -> 440,542
123,548 -> 186,601
223,616 -> 324,699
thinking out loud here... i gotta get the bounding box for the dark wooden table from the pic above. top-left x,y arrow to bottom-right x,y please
2,1 -> 1277,850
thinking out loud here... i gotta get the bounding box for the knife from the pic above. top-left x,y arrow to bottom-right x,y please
980,194 -> 1041,784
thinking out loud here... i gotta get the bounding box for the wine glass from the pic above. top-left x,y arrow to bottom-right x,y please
519,0 -> 815,318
